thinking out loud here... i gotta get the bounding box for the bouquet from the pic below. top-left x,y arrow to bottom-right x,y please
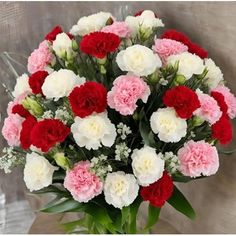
1,9 -> 236,234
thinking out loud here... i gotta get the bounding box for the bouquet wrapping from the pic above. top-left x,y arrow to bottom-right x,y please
1,9 -> 236,233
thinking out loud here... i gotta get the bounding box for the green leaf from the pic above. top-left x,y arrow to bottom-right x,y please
128,196 -> 143,233
168,186 -> 196,220
139,119 -> 155,147
144,204 -> 161,231
40,199 -> 85,213
62,218 -> 87,233
121,206 -> 130,226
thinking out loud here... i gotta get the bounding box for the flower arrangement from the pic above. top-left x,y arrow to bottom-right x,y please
1,9 -> 236,234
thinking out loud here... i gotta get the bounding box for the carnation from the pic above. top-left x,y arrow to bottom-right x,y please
64,161 -> 103,202
167,52 -> 205,80
150,107 -> 187,143
212,85 -> 236,119
30,119 -> 70,152
125,10 -> 164,37
69,81 -> 107,118
11,104 -> 32,119
27,40 -> 55,74
28,71 -> 49,95
152,38 -> 188,64
101,21 -> 131,38
204,58 -> 224,89
116,45 -> 162,76
104,171 -> 139,209
107,75 -> 150,115
140,171 -> 174,207
52,32 -> 74,59
71,112 -> 116,150
211,91 -> 228,116
24,152 -> 58,191
211,115 -> 233,145
45,25 -> 63,42
42,69 -> 85,100
2,114 -> 25,146
194,89 -> 222,125
70,12 -> 113,36
12,74 -> 31,98
178,140 -> 219,177
163,85 -> 200,119
7,92 -> 28,116
80,32 -> 120,59
131,146 -> 164,186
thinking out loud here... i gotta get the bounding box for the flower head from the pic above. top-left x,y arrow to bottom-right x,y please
80,32 -> 120,58
131,146 -> 165,186
71,112 -> 116,150
101,21 -> 131,38
64,161 -> 103,202
150,107 -> 187,143
45,25 -> 63,42
29,70 -> 49,95
24,152 -> 58,191
13,74 -> 31,98
107,75 -> 150,115
69,81 -> 107,118
116,45 -> 162,76
104,171 -> 139,209
140,171 -> 173,207
178,140 -> 219,177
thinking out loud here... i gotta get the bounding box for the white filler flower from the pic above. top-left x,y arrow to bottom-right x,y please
150,107 -> 187,143
116,45 -> 162,77
42,69 -> 85,100
204,58 -> 224,89
167,52 -> 205,80
24,152 -> 58,192
104,171 -> 139,209
52,32 -> 74,59
71,112 -> 117,150
12,73 -> 31,97
70,12 -> 112,36
131,146 -> 164,186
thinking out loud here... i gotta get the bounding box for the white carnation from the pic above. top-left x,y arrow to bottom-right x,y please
131,146 -> 164,186
125,10 -> 164,37
12,73 -> 31,97
23,152 -> 58,192
150,107 -> 187,143
204,58 -> 224,89
167,52 -> 205,80
42,69 -> 85,100
104,171 -> 139,209
116,45 -> 162,76
70,12 -> 112,36
71,112 -> 117,150
52,33 -> 74,59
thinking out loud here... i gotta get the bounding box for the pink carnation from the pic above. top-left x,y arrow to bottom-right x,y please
107,75 -> 150,115
178,140 -> 219,178
2,114 -> 25,146
152,38 -> 188,64
64,161 -> 103,203
101,21 -> 131,38
27,40 -> 54,74
7,92 -> 28,115
193,92 -> 222,125
212,85 -> 236,119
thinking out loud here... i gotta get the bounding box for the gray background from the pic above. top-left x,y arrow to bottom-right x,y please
0,1 -> 236,233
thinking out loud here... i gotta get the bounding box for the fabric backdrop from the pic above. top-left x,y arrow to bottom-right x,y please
0,1 -> 236,233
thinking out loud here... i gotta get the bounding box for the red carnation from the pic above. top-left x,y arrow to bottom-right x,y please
163,85 -> 200,119
20,116 -> 37,150
30,119 -> 70,152
12,104 -> 32,118
211,115 -> 233,145
66,32 -> 74,39
211,91 -> 228,116
28,71 -> 49,95
161,29 -> 208,59
45,25 -> 63,42
69,81 -> 107,118
140,171 -> 174,207
80,32 -> 121,58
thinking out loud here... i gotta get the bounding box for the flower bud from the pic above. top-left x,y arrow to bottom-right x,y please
72,39 -> 79,51
53,152 -> 71,170
192,116 -> 205,127
22,97 -> 44,117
